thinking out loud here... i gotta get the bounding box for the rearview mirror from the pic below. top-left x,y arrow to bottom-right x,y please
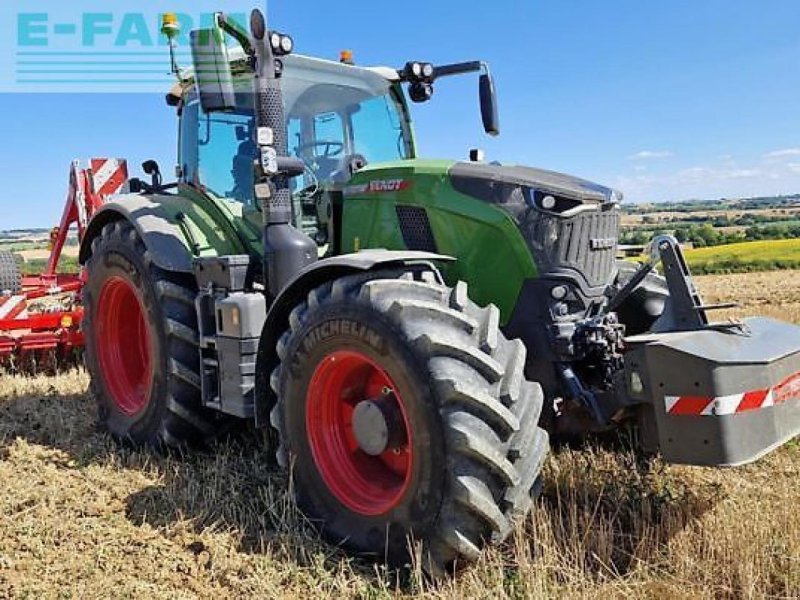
142,160 -> 160,176
479,73 -> 500,136
190,26 -> 236,113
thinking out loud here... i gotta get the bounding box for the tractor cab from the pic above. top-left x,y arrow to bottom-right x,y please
177,54 -> 415,251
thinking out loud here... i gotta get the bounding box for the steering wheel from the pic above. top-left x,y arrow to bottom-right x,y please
297,140 -> 345,159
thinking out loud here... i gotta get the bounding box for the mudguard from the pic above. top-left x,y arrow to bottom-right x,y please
80,197 -> 194,272
79,192 -> 249,272
253,250 -> 454,427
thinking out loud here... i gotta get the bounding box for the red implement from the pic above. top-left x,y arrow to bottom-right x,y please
0,159 -> 127,369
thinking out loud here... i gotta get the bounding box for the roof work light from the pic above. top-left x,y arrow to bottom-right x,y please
161,13 -> 182,78
161,13 -> 179,39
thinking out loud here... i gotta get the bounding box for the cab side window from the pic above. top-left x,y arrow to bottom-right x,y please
180,97 -> 256,206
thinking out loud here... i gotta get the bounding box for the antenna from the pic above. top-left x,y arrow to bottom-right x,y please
161,13 -> 182,79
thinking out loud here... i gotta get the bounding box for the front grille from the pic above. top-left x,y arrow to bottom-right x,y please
525,208 -> 620,289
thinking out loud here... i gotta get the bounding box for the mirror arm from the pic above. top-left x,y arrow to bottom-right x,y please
396,60 -> 486,82
431,61 -> 482,80
215,12 -> 254,58
398,60 -> 492,84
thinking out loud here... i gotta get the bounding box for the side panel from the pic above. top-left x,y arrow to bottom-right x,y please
182,185 -> 265,261
340,160 -> 537,322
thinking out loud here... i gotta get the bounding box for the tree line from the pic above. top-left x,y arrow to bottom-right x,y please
620,222 -> 800,248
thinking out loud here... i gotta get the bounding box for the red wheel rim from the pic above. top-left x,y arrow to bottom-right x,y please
95,276 -> 153,416
306,350 -> 413,516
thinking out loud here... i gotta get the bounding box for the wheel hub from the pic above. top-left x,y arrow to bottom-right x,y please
352,393 -> 405,456
305,350 -> 413,515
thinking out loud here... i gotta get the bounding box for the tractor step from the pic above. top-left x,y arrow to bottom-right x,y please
626,317 -> 800,466
194,256 -> 266,418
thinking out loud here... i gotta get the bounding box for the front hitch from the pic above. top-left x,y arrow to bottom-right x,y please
609,235 -> 738,333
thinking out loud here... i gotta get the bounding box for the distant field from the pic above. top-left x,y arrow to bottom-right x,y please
0,242 -> 41,253
621,205 -> 800,227
684,238 -> 800,274
16,247 -> 78,261
0,242 -> 79,275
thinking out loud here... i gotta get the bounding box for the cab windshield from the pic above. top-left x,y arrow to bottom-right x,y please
179,54 -> 413,207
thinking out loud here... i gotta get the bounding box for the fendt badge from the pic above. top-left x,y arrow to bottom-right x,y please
590,237 -> 616,250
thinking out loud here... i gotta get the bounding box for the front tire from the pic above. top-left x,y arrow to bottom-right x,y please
270,269 -> 549,574
83,220 -> 226,447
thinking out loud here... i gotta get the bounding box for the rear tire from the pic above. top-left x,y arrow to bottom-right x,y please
0,250 -> 21,294
83,220 -> 227,447
270,269 -> 549,574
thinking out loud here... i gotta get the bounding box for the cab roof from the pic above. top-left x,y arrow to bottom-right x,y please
172,44 -> 399,95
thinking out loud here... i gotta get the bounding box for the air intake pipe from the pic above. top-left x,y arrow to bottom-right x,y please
223,9 -> 317,298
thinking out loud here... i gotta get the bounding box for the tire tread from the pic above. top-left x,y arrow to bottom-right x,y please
270,268 -> 548,574
84,219 -> 224,447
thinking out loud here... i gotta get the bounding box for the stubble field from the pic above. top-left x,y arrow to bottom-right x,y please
0,271 -> 799,599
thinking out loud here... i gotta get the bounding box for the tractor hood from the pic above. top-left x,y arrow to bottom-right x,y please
448,161 -> 621,214
447,160 -> 622,293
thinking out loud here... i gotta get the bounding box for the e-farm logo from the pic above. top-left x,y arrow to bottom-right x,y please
17,13 -> 246,49
3,3 -> 250,93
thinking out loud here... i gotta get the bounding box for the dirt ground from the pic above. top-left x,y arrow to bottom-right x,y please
695,269 -> 800,323
0,272 -> 798,599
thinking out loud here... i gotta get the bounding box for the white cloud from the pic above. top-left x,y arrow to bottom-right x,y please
613,160 -> 800,203
725,169 -> 761,179
725,168 -> 761,179
675,167 -> 713,182
611,147 -> 800,203
669,166 -> 761,185
763,148 -> 800,159
628,150 -> 674,160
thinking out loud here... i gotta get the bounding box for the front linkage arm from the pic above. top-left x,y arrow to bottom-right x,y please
609,235 -> 739,334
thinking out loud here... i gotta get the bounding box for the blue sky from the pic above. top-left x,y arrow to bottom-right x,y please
1,0 -> 799,229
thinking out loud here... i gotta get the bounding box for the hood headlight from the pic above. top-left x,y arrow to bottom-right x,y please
525,189 -> 583,214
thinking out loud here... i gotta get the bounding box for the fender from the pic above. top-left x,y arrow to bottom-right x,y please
79,193 -> 249,272
253,250 -> 454,428
80,196 -> 195,272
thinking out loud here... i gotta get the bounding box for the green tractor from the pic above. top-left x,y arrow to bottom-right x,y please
79,9 -> 800,574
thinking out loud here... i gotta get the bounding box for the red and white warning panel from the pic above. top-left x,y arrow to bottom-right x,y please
665,371 -> 800,416
626,317 -> 800,467
0,295 -> 26,322
90,158 -> 129,197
